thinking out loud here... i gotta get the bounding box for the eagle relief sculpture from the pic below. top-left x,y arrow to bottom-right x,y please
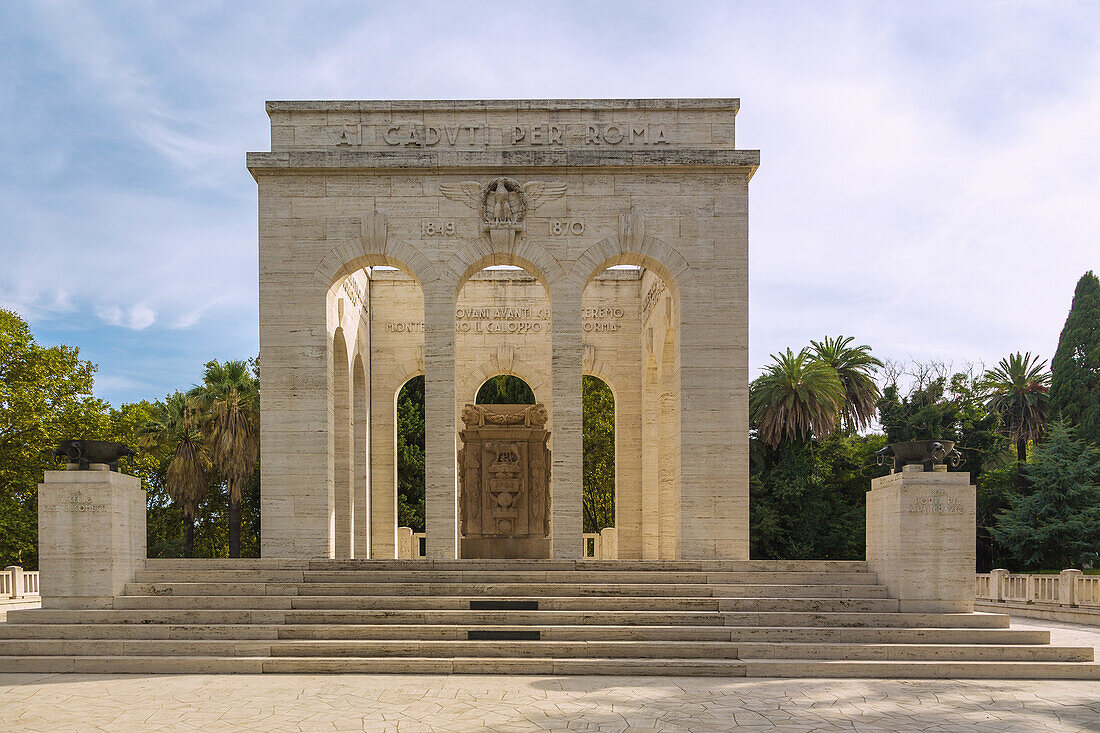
440,177 -> 566,247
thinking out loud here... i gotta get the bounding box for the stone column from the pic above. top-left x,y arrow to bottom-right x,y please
423,282 -> 458,558
370,375 -> 399,559
550,285 -> 583,559
1060,569 -> 1083,606
38,468 -> 145,609
333,332 -> 354,559
866,468 -> 976,612
259,276 -> 332,558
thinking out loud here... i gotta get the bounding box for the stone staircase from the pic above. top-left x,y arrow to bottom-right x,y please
2,559 -> 1098,677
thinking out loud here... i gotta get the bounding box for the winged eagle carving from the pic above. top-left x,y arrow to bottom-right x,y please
440,178 -> 566,226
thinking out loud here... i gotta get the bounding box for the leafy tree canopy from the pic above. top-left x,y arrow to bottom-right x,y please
992,421 -> 1100,569
1051,271 -> 1100,446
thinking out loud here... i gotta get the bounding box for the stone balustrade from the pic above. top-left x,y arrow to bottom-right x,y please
1,566 -> 40,599
582,528 -> 618,559
977,569 -> 1100,608
396,528 -> 427,559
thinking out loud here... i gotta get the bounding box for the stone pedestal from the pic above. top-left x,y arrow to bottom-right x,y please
866,467 -> 975,613
38,468 -> 145,609
458,403 -> 551,559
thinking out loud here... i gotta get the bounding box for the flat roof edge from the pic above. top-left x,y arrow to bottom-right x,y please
265,98 -> 741,114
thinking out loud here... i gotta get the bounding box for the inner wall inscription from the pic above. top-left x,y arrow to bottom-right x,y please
386,307 -> 626,334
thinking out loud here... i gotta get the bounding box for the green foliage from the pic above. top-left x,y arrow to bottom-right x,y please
475,375 -> 535,404
582,376 -> 614,533
750,434 -> 887,560
992,421 -> 1100,569
750,348 -> 844,448
1051,271 -> 1100,447
980,352 -> 1051,464
396,376 -> 425,532
810,336 -> 883,433
0,309 -> 113,567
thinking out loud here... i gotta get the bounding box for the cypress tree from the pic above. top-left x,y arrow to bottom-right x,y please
1050,271 -> 1100,446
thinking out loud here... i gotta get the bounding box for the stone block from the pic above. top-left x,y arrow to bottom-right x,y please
38,469 -> 145,609
866,470 -> 975,612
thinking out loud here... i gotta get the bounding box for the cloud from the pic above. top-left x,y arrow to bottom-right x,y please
96,303 -> 157,330
1,1 -> 1097,404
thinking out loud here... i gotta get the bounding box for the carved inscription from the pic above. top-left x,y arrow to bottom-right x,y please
384,308 -> 629,335
341,280 -> 365,309
40,491 -> 107,513
909,489 -> 964,515
549,220 -> 585,236
377,123 -> 671,147
421,220 -> 456,236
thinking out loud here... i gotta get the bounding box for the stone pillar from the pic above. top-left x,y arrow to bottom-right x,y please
423,283 -> 458,558
5,566 -> 24,599
38,468 -> 145,609
599,527 -> 618,560
333,332 -> 354,559
550,286 -> 583,559
1060,569 -> 1083,606
866,468 -> 976,612
990,568 -> 1009,601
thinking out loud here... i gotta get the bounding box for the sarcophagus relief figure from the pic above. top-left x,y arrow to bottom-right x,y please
457,403 -> 551,559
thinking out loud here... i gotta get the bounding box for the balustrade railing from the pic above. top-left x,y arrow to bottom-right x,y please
977,569 -> 1100,608
1,566 -> 40,600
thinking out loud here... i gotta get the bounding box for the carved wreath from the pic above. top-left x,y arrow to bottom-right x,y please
440,178 -> 566,226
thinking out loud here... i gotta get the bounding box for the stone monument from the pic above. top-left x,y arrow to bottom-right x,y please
866,457 -> 976,613
38,443 -> 146,609
458,403 -> 551,559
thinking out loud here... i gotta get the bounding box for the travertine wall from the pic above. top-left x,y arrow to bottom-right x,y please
866,469 -> 977,612
251,99 -> 757,559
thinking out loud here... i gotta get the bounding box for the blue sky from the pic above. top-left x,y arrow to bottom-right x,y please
1,1 -> 1097,405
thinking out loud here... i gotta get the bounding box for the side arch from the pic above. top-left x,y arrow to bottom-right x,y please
314,214 -> 438,287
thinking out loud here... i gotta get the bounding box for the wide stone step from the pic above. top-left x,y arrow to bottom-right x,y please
302,559 -> 871,573
299,571 -> 880,585
122,581 -> 890,599
734,643 -> 1092,661
0,623 -> 1051,645
7,607 -> 1010,628
0,638 -> 744,659
110,595 -> 900,613
741,659 -> 1100,679
0,655 -> 750,675
719,612 -> 1010,628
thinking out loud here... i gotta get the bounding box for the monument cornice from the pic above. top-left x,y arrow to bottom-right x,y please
246,149 -> 761,177
265,98 -> 740,114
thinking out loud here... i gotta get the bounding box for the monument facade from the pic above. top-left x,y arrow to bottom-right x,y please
247,99 -> 759,559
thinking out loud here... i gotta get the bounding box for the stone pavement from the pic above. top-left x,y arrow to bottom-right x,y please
1,618 -> 1099,733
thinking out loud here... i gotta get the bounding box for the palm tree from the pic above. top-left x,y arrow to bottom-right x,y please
190,360 -> 259,558
141,392 -> 209,557
751,348 -> 845,448
810,335 -> 884,433
980,352 -> 1051,465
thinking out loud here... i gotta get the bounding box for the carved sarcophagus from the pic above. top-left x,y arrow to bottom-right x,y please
458,403 -> 551,559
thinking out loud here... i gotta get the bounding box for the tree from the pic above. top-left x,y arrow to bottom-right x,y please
475,375 -> 535,404
140,393 -> 209,557
189,360 -> 258,558
396,376 -> 425,532
810,335 -> 883,433
750,348 -> 843,448
992,421 -> 1100,569
582,375 -> 614,533
0,309 -> 110,568
980,352 -> 1050,465
1050,271 -> 1100,446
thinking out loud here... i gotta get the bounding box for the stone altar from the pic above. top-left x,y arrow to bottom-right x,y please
458,403 -> 551,559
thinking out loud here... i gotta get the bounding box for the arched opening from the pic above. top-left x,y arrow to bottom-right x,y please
395,375 -> 425,537
581,257 -> 679,560
331,328 -> 353,559
326,261 -> 424,559
583,375 -> 615,536
476,374 -> 535,404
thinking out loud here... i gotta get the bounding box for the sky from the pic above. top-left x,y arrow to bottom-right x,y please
1,1 -> 1097,406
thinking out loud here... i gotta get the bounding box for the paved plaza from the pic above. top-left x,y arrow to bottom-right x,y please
1,618 -> 1097,733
